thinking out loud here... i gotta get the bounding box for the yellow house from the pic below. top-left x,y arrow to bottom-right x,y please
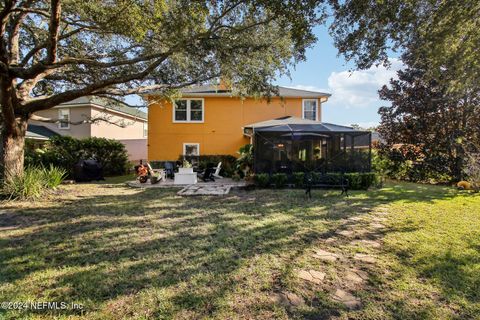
147,86 -> 331,161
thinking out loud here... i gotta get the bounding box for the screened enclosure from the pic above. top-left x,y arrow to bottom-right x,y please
248,117 -> 372,174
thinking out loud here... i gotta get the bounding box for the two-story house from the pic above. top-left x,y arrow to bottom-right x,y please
146,85 -> 372,173
29,96 -> 148,162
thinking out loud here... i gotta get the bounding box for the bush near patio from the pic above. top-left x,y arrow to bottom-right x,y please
254,172 -> 378,190
25,136 -> 129,177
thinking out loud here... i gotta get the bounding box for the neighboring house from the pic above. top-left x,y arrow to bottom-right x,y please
146,85 -> 372,173
29,96 -> 148,162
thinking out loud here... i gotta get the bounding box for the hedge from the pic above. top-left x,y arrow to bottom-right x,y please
25,136 -> 129,177
254,172 -> 379,190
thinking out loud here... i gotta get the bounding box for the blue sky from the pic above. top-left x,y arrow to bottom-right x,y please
276,25 -> 403,128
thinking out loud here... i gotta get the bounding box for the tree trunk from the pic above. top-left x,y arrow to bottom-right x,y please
0,116 -> 27,184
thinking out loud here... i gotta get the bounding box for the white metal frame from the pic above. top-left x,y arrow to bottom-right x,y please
173,98 -> 204,123
302,99 -> 318,121
58,108 -> 70,129
183,143 -> 200,156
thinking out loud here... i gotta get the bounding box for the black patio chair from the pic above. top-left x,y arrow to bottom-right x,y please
197,166 -> 216,182
164,161 -> 175,179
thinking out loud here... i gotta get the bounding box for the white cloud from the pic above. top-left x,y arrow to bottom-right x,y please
286,58 -> 404,110
327,58 -> 404,108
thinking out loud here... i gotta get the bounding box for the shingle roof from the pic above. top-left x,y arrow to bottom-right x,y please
26,124 -> 60,140
177,85 -> 330,98
59,96 -> 147,120
244,116 -> 369,133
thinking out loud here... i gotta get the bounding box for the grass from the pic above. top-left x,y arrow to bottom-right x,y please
0,180 -> 478,319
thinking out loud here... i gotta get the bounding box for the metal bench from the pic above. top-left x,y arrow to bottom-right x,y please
304,173 -> 349,198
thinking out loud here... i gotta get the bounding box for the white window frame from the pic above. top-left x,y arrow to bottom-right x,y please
173,98 -> 204,123
58,108 -> 70,129
183,143 -> 200,156
143,122 -> 148,137
302,99 -> 318,121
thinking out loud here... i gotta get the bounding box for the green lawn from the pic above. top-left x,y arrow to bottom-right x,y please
0,181 -> 478,319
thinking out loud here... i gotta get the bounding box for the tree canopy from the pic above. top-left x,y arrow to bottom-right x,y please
328,0 -> 480,92
377,52 -> 480,181
0,0 -> 325,181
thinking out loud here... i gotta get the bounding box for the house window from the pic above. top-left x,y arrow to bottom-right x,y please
58,108 -> 70,129
302,99 -> 318,121
143,122 -> 148,137
183,143 -> 200,156
173,99 -> 204,122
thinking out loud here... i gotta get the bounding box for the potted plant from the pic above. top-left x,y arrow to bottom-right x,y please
178,159 -> 194,174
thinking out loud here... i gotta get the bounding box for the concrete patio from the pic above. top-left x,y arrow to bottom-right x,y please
127,178 -> 247,189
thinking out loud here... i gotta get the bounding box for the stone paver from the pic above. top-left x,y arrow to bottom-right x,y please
350,239 -> 382,249
312,249 -> 339,262
331,289 -> 361,310
324,237 -> 337,243
345,269 -> 369,284
177,185 -> 231,196
353,253 -> 376,264
369,223 -> 385,230
270,291 -> 305,307
298,269 -> 326,285
336,230 -> 355,237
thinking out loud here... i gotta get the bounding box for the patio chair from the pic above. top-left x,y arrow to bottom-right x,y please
212,162 -> 223,179
197,166 -> 215,182
164,162 -> 175,179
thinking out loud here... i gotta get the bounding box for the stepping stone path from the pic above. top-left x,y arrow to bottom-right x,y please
353,253 -> 376,264
177,185 -> 231,196
270,291 -> 305,307
330,289 -> 361,310
312,249 -> 339,262
297,269 -> 326,285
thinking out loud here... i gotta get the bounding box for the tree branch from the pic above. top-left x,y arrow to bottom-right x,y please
46,0 -> 61,64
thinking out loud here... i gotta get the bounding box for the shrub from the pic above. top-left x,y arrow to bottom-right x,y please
236,144 -> 254,177
254,173 -> 270,188
42,165 -> 67,189
25,136 -> 129,177
293,172 -> 305,187
271,173 -> 288,188
2,165 -> 66,200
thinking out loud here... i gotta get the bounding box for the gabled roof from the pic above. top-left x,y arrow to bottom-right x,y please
244,116 -> 369,134
176,85 -> 330,98
26,124 -> 59,140
58,96 -> 147,120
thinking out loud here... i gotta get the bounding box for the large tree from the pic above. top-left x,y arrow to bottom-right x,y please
0,0 -> 325,183
377,52 -> 480,181
328,0 -> 480,92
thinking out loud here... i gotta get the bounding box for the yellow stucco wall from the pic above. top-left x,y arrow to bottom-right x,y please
147,96 -> 322,161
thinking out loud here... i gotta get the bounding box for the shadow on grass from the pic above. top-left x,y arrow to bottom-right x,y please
0,181 -> 466,319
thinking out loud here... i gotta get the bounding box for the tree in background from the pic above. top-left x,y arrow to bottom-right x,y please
0,0 -> 325,183
328,0 -> 480,93
377,52 -> 480,182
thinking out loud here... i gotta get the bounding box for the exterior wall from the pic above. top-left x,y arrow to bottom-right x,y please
30,106 -> 92,138
90,107 -> 146,140
148,96 -> 322,161
119,139 -> 148,163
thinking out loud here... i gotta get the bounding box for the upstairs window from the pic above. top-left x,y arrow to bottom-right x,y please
302,99 -> 318,121
58,108 -> 70,129
173,99 -> 204,122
